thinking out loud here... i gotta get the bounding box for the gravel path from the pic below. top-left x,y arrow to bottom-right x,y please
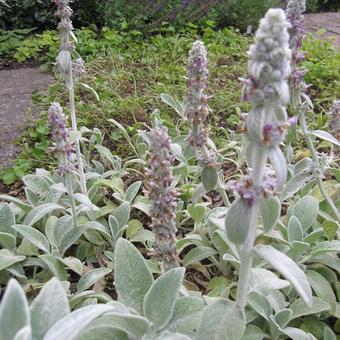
0,68 -> 53,171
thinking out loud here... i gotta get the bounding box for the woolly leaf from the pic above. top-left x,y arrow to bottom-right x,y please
225,198 -> 253,245
0,279 -> 30,340
254,245 -> 312,306
0,203 -> 15,235
12,224 -> 50,253
30,278 -> 70,340
202,166 -> 218,192
260,196 -> 281,233
115,238 -> 153,313
23,203 -> 63,227
77,268 -> 112,293
43,305 -> 113,340
196,300 -> 246,340
143,268 -> 185,329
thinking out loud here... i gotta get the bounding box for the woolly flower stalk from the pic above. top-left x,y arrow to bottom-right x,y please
185,41 -> 216,165
286,0 -> 308,94
49,102 -> 77,227
53,0 -> 87,195
49,102 -> 74,174
329,100 -> 340,158
226,9 -> 291,311
144,125 -> 179,272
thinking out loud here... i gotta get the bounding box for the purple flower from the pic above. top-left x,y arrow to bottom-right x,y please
48,102 -> 75,173
144,125 -> 179,271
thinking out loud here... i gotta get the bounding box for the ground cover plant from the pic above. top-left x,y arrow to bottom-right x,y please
0,0 -> 339,339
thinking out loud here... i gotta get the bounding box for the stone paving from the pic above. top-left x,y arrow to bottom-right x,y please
304,12 -> 340,47
0,68 -> 53,171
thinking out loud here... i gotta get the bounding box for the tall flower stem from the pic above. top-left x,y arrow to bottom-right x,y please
61,153 -> 78,228
225,9 -> 292,311
49,102 -> 77,228
293,95 -> 340,222
67,45 -> 87,196
286,0 -> 340,222
54,0 -> 87,196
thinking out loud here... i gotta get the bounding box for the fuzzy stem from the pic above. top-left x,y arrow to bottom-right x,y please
66,34 -> 87,196
60,152 -> 77,228
235,203 -> 259,309
235,148 -> 267,309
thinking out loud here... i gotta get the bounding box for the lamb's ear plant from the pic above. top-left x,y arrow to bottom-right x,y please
144,123 -> 180,272
0,277 -> 115,340
48,102 -> 77,227
185,40 -> 230,207
53,0 -> 87,196
77,238 -> 204,340
225,8 -> 312,311
286,0 -> 340,223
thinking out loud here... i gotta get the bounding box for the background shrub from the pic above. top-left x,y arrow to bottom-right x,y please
1,0 -> 339,32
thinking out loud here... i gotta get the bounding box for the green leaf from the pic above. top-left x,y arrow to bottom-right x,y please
182,246 -> 217,267
196,300 -> 246,340
83,314 -> 151,339
0,232 -> 16,249
187,204 -> 206,224
113,201 -> 130,229
77,268 -> 112,293
311,130 -> 340,147
254,245 -> 312,306
248,292 -> 272,320
274,309 -> 292,328
323,327 -> 337,340
241,325 -> 265,340
260,197 -> 281,233
115,238 -> 153,314
291,297 -> 331,319
268,146 -> 287,187
144,268 -> 185,329
61,257 -> 83,276
22,174 -> 50,194
12,224 -> 50,253
202,167 -> 218,192
288,216 -> 303,243
13,326 -> 31,340
0,203 -> 15,235
322,220 -> 339,241
125,181 -> 142,203
0,195 -> 32,212
0,249 -> 25,271
311,240 -> 340,257
225,198 -> 253,245
23,203 -> 63,227
0,279 -> 29,340
30,278 -> 70,340
280,173 -> 313,202
306,270 -> 336,313
59,224 -> 89,254
160,93 -> 184,117
43,305 -> 113,340
75,327 -> 129,340
39,254 -> 67,281
292,196 -> 319,231
157,332 -> 191,340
